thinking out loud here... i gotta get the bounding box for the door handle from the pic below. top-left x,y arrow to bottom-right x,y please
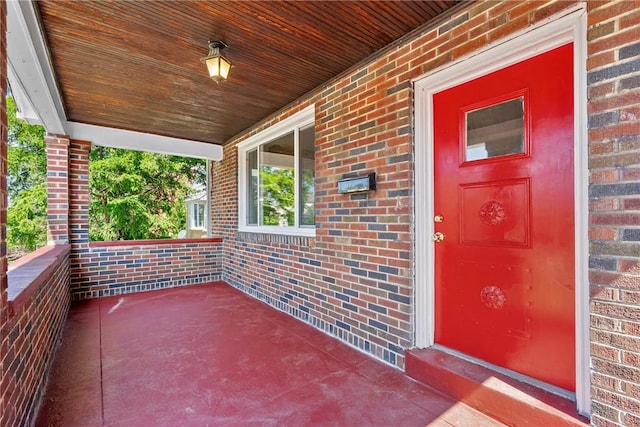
432,232 -> 445,243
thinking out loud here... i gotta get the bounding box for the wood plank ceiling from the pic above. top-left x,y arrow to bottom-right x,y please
37,1 -> 459,145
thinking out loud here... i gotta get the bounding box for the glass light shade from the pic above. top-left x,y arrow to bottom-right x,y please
219,57 -> 231,79
201,41 -> 232,83
205,56 -> 231,81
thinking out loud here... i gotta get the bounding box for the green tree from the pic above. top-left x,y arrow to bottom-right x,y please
6,96 -> 48,256
7,96 -> 47,199
7,184 -> 47,253
261,166 -> 294,226
89,147 -> 205,241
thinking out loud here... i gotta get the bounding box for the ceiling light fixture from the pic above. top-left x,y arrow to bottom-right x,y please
201,41 -> 232,83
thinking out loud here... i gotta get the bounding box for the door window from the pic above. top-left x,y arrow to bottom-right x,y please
465,97 -> 525,161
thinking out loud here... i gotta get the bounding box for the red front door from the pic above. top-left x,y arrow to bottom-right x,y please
433,44 -> 575,391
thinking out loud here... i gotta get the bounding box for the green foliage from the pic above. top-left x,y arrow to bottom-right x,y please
260,166 -> 294,226
6,96 -> 48,256
7,96 -> 47,200
89,147 -> 205,241
7,183 -> 48,253
5,95 -> 206,248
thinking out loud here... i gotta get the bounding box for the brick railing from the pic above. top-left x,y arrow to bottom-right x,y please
71,238 -> 223,299
2,245 -> 71,426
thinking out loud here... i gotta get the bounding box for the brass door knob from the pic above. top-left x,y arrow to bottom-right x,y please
432,232 -> 445,243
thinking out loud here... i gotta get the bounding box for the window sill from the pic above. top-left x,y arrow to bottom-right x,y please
237,226 -> 316,238
89,237 -> 223,248
237,230 -> 315,247
7,244 -> 71,317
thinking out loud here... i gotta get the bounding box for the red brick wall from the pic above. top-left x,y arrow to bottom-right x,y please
71,239 -> 223,299
0,248 -> 70,427
211,145 -> 238,237
212,0 -> 640,423
586,2 -> 640,426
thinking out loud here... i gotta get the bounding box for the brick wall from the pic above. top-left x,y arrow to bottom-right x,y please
71,239 -> 223,300
212,0 -> 640,423
211,145 -> 238,238
586,1 -> 640,426
0,247 -> 71,427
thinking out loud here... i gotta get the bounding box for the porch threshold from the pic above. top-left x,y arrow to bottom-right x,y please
405,347 -> 590,427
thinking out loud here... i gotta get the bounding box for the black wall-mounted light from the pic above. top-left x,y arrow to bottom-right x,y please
201,41 -> 232,83
337,173 -> 376,194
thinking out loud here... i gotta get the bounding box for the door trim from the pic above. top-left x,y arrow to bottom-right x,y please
413,5 -> 589,416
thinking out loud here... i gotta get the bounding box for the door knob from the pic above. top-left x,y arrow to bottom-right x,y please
432,232 -> 445,243
434,215 -> 444,223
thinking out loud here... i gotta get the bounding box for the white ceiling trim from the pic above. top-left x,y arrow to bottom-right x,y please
7,65 -> 40,125
67,122 -> 223,161
7,0 -> 67,134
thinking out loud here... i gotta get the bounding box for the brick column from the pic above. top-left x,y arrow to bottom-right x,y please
69,140 -> 91,292
45,135 -> 71,244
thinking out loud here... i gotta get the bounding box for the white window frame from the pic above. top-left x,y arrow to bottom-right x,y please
188,201 -> 207,230
237,105 -> 315,237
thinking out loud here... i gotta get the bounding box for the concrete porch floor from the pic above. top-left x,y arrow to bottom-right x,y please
35,281 -> 505,427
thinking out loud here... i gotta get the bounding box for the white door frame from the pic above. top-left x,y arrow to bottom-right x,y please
413,5 -> 589,416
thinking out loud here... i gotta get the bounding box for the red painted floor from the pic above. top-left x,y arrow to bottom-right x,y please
35,282 -> 505,427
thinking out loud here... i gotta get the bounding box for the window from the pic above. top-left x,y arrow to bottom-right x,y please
465,97 -> 525,162
189,201 -> 206,230
238,105 -> 315,236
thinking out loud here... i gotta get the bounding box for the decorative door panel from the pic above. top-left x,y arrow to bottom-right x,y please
460,178 -> 530,247
447,260 -> 533,340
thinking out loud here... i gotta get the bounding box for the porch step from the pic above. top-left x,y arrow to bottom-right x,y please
405,348 -> 589,427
